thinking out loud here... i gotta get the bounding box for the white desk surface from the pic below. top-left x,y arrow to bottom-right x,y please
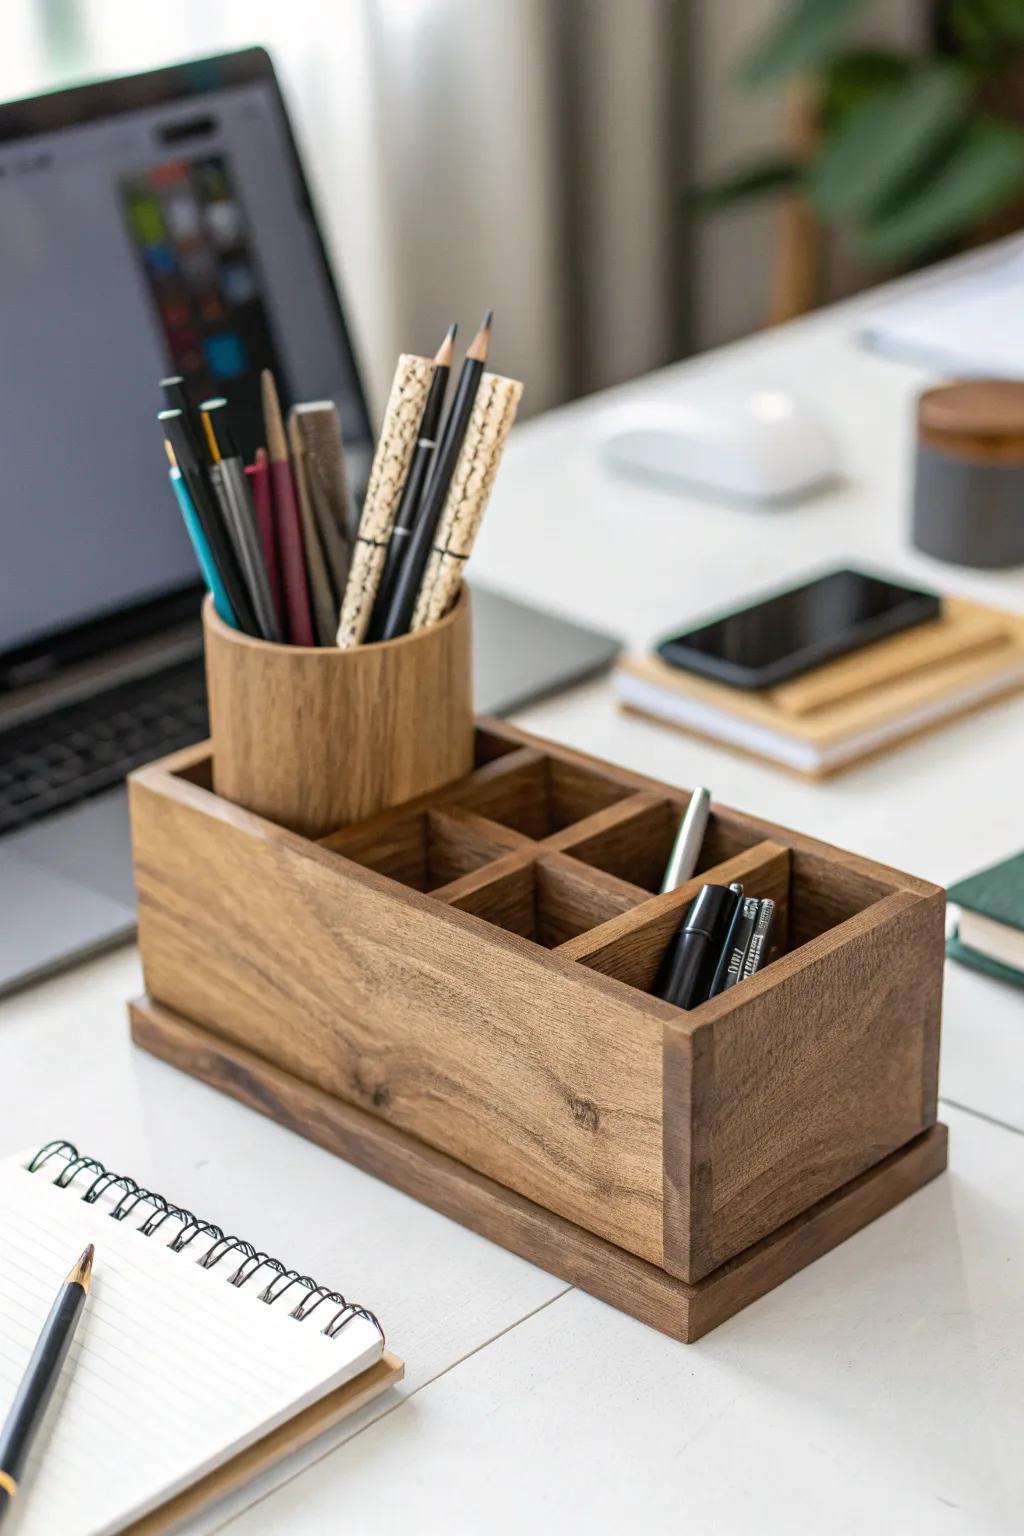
3,265 -> 1023,1533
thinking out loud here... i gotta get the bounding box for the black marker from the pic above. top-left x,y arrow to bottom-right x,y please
657,882 -> 742,1010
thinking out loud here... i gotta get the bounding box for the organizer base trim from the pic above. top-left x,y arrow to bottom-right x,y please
129,995 -> 948,1345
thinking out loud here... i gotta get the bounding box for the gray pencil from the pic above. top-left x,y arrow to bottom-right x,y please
202,401 -> 280,643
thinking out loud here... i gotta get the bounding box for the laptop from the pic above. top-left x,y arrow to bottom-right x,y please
0,49 -> 618,997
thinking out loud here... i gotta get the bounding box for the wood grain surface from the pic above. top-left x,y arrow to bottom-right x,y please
204,586 -> 474,837
129,997 -> 948,1346
559,843 -> 791,990
918,378 -> 1024,454
130,757 -> 669,1266
130,716 -> 945,1287
672,885 -> 946,1280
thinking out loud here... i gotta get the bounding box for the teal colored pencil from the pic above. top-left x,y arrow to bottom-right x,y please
167,462 -> 237,628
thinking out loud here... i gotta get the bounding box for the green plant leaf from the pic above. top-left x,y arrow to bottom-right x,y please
985,0 -> 1024,40
949,0 -> 1024,55
806,63 -> 971,219
742,0 -> 863,87
695,159 -> 803,209
859,119 -> 1024,263
821,50 -> 912,127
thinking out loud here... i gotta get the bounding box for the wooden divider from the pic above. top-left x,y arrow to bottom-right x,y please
559,842 -> 791,993
314,737 -> 908,1013
550,795 -> 760,892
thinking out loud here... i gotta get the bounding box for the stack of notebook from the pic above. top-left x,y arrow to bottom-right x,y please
616,596 -> 1024,778
948,851 -> 1024,989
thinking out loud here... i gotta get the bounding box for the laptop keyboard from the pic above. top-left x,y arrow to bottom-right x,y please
0,661 -> 207,835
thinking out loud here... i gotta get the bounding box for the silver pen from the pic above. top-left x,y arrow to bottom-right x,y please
660,786 -> 711,892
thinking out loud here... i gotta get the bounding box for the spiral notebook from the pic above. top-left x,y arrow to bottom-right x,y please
0,1142 -> 402,1536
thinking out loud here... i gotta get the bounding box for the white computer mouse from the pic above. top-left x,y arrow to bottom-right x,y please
598,383 -> 839,505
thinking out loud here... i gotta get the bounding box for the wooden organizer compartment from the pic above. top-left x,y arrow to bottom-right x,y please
129,718 -> 947,1342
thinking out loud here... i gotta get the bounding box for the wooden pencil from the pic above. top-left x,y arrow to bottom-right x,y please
261,369 -> 315,646
290,401 -> 353,599
288,412 -> 339,646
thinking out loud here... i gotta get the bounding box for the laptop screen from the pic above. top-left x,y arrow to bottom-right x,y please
0,50 -> 370,669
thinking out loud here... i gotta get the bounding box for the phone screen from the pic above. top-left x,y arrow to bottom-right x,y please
658,570 -> 940,690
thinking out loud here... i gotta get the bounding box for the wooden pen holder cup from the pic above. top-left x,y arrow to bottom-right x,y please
203,586 -> 474,837
129,718 -> 948,1343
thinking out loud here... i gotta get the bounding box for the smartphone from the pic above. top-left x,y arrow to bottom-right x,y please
657,569 -> 941,691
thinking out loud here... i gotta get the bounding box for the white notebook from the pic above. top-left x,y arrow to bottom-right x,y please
0,1142 -> 389,1536
860,239 -> 1024,378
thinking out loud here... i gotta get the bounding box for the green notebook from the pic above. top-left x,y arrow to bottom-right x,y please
947,851 -> 1024,989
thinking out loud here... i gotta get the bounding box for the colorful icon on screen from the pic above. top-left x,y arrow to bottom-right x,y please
203,331 -> 248,379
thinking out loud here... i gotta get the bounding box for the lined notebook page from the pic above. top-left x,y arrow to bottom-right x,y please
0,1155 -> 383,1536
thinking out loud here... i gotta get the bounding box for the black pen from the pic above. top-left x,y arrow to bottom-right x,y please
708,894 -> 759,997
0,1245 -> 94,1526
742,898 -> 777,979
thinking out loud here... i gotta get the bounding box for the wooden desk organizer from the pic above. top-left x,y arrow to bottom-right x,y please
129,719 -> 948,1342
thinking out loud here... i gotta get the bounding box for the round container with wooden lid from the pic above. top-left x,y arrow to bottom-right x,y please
203,584 -> 474,839
913,379 -> 1024,567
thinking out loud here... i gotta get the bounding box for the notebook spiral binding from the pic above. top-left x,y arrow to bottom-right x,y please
29,1141 -> 383,1344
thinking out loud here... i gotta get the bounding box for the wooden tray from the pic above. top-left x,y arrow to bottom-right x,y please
128,718 -> 947,1337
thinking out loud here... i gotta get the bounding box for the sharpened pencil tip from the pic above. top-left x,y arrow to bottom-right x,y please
68,1244 -> 95,1291
260,370 -> 288,462
467,310 -> 493,363
436,322 -> 458,367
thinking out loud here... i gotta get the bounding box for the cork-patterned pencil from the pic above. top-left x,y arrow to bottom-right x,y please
336,353 -> 434,648
412,372 -> 523,630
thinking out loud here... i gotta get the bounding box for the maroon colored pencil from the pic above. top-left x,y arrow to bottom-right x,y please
261,370 -> 314,646
246,448 -> 284,633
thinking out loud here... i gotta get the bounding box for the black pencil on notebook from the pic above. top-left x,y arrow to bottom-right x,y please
366,322 -> 457,641
378,310 -> 492,641
0,1244 -> 94,1526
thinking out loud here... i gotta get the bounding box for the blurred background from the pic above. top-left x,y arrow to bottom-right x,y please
13,0 -> 1024,418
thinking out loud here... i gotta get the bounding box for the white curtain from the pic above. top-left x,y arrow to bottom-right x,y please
3,0 -> 684,415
